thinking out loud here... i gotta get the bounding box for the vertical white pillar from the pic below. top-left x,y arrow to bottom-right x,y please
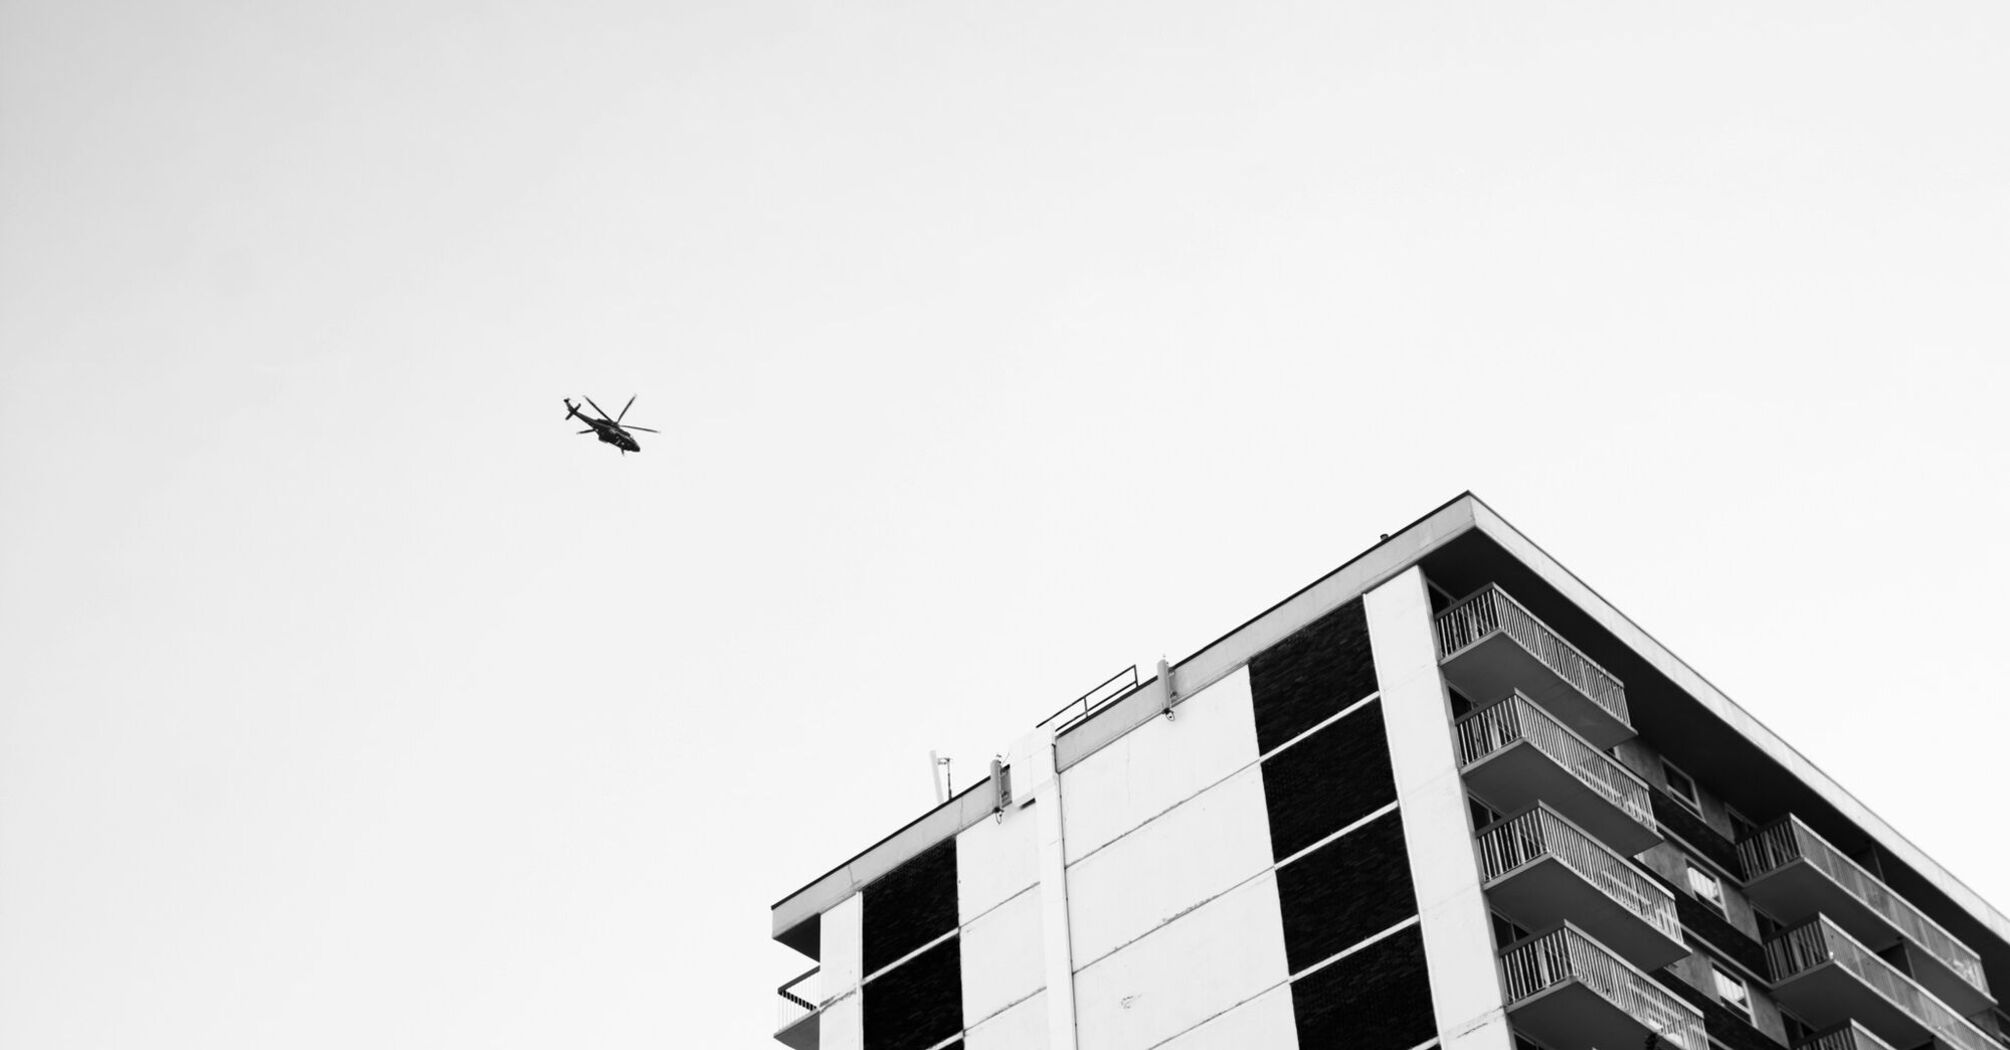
819,893 -> 865,1050
1365,567 -> 1514,1050
1009,725 -> 1079,1050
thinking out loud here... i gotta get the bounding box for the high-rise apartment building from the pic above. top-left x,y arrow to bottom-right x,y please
768,494 -> 2010,1050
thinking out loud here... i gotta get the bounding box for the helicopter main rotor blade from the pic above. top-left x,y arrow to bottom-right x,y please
617,395 -> 636,422
623,426 -> 660,433
582,395 -> 614,421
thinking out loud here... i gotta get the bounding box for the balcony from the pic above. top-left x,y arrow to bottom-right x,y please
1478,805 -> 1687,970
1436,584 -> 1633,747
1501,924 -> 1705,1050
1798,1022 -> 1902,1050
1983,1008 -> 2010,1049
775,966 -> 821,1050
1456,693 -> 1660,856
1767,916 -> 1999,1050
1741,816 -> 1993,1016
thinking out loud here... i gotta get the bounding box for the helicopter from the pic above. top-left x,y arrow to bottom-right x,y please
565,395 -> 659,454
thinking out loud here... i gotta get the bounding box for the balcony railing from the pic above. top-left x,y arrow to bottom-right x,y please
1480,806 -> 1682,947
1768,917 -> 1998,1050
1742,816 -> 1990,1010
1457,693 -> 1657,851
1799,1022 -> 1901,1050
775,966 -> 820,1039
1984,1008 -> 2010,1049
1501,925 -> 1706,1050
1436,585 -> 1631,739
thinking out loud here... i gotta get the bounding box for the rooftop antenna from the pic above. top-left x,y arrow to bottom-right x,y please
929,751 -> 952,804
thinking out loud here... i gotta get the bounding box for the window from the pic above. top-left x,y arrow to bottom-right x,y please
1687,863 -> 1726,915
1491,911 -> 1530,949
1663,760 -> 1702,814
1469,796 -> 1500,831
1727,806 -> 1757,843
1755,911 -> 1783,940
1711,962 -> 1753,1022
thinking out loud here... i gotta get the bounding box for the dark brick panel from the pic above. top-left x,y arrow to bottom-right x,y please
1674,894 -> 1769,978
862,839 -> 959,977
1650,968 -> 1783,1050
863,937 -> 963,1050
1249,598 -> 1377,754
1275,810 -> 1417,974
1289,925 -> 1435,1049
1259,699 -> 1396,861
1652,791 -> 1741,874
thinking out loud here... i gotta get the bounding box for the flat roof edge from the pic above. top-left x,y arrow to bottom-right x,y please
1054,494 -> 1481,769
770,777 -> 997,941
770,493 -> 1488,934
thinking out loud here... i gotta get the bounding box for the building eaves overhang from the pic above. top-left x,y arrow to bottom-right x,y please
769,493 -> 2010,961
1447,496 -> 2010,955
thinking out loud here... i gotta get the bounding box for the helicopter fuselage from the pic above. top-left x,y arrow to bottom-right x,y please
590,423 -> 641,452
566,397 -> 652,454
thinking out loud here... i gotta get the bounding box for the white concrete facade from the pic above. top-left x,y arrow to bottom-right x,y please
961,884 -> 1045,1028
1054,666 -> 1292,1049
1071,871 -> 1291,1050
957,799 -> 1040,926
1153,984 -> 1298,1050
818,894 -> 864,1050
1059,668 -> 1259,865
1064,763 -> 1274,969
1367,567 -> 1512,1050
966,989 -> 1049,1050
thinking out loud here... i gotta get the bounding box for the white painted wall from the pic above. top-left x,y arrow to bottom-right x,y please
820,893 -> 864,992
1154,983 -> 1298,1050
818,995 -> 862,1050
958,803 -> 1041,925
1060,667 -> 1259,864
1065,763 -> 1274,969
1072,870 -> 1291,1050
967,989 -> 1050,1050
1367,567 -> 1513,1050
1013,723 -> 1081,1050
817,893 -> 864,1050
961,885 -> 1046,1028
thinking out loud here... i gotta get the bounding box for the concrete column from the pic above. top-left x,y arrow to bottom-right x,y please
1009,725 -> 1080,1050
1365,567 -> 1514,1050
819,893 -> 864,1050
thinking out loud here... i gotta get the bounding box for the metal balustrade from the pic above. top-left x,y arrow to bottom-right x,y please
1741,817 -> 1990,997
1768,917 -> 1998,1050
1987,1008 -> 2010,1049
775,966 -> 820,1036
1798,1022 -> 1900,1050
1500,925 -> 1705,1050
1456,693 -> 1656,833
1436,584 -> 1630,727
1479,806 -> 1681,945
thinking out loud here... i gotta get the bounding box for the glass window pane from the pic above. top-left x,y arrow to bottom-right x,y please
1711,964 -> 1752,1019
1687,865 -> 1724,906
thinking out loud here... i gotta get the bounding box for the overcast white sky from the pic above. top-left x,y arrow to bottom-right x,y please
4,1 -> 2008,1046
